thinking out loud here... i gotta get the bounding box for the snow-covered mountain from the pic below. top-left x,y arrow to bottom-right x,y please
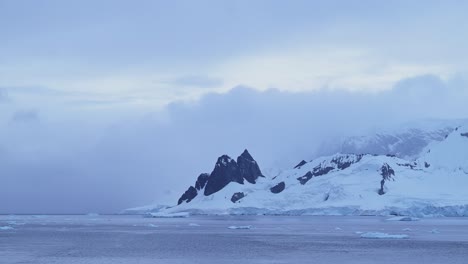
132,121 -> 468,217
316,119 -> 461,160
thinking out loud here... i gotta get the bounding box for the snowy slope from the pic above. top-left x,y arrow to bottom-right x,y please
316,119 -> 462,160
142,123 -> 468,217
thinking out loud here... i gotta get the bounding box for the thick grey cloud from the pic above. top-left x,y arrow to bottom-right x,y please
0,74 -> 467,214
0,88 -> 9,103
11,109 -> 40,123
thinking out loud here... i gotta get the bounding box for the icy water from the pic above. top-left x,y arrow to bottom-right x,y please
0,215 -> 467,264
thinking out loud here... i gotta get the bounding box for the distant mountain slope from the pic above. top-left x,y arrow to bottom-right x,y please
316,119 -> 462,160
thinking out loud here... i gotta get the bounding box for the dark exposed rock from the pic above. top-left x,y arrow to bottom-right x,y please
424,162 -> 431,168
231,192 -> 245,203
378,163 -> 395,195
331,154 -> 363,170
178,186 -> 198,205
297,171 -> 313,185
195,173 -> 210,190
294,160 -> 307,169
204,155 -> 243,196
203,150 -> 263,196
270,182 -> 285,194
312,166 -> 335,177
237,149 -> 263,184
397,162 -> 417,169
461,132 -> 468,138
296,154 -> 364,185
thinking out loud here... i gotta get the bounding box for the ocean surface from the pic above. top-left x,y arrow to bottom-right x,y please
1,215 -> 467,263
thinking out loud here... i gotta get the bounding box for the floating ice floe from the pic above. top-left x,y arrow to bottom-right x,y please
430,229 -> 440,234
6,221 -> 25,226
148,224 -> 159,228
402,228 -> 412,231
386,216 -> 420,221
188,223 -> 200,227
0,226 -> 14,231
360,232 -> 409,239
335,227 -> 342,230
149,212 -> 190,218
228,225 -> 252,230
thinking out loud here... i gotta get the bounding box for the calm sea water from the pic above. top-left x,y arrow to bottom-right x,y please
1,215 -> 467,263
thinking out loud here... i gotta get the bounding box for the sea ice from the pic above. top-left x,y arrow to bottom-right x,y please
386,216 -> 420,221
228,225 -> 252,230
360,232 -> 409,239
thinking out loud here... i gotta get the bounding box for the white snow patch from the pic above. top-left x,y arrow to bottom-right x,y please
149,212 -> 189,218
228,225 -> 252,230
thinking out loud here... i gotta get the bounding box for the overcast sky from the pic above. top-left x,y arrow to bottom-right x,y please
1,0 -> 468,214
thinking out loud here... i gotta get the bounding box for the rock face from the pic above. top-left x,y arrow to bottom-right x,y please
177,149 -> 263,204
204,155 -> 243,196
231,192 -> 245,203
237,149 -> 263,184
177,186 -> 197,205
195,173 -> 209,190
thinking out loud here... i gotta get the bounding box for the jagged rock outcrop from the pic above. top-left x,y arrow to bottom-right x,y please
204,155 -> 243,196
378,163 -> 395,195
177,186 -> 198,205
237,149 -> 263,184
270,182 -> 285,194
177,149 -> 263,204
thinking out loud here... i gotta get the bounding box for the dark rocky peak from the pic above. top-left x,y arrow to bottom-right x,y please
178,150 -> 264,204
216,155 -> 236,167
461,132 -> 468,138
294,160 -> 307,169
237,149 -> 263,184
205,155 -> 243,196
239,149 -> 254,161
